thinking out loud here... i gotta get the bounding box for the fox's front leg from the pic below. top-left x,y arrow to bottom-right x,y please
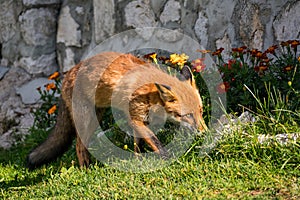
132,121 -> 168,159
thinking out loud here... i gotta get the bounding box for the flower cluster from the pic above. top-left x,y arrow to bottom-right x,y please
210,40 -> 300,112
31,72 -> 61,131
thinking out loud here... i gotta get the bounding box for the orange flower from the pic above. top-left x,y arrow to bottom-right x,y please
217,82 -> 230,94
265,45 -> 278,54
45,82 -> 56,91
254,65 -> 268,72
212,48 -> 224,56
48,105 -> 57,115
249,49 -> 259,56
197,49 -> 211,54
281,41 -> 289,47
298,56 -> 300,62
290,40 -> 300,48
232,46 -> 247,53
283,65 -> 293,72
48,72 -> 60,80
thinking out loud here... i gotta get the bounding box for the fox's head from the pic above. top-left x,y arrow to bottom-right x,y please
155,66 -> 208,133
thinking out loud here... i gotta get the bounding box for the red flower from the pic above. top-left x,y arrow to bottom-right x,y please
192,58 -> 206,72
217,82 -> 230,94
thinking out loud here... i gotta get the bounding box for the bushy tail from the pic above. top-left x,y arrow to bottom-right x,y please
26,99 -> 75,170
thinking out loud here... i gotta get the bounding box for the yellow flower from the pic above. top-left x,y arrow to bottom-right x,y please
288,81 -> 292,87
169,53 -> 189,67
123,145 -> 128,150
48,105 -> 57,115
150,53 -> 158,64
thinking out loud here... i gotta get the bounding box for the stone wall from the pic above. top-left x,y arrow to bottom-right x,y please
0,0 -> 299,148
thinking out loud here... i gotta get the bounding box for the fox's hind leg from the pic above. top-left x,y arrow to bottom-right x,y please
75,135 -> 90,167
76,101 -> 104,167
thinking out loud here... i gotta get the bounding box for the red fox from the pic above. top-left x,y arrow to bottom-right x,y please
26,52 -> 207,169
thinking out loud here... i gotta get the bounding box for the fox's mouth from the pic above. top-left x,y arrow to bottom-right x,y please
168,114 -> 208,133
167,115 -> 197,131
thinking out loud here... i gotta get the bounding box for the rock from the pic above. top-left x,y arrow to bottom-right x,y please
194,11 -> 209,48
0,113 -> 34,149
0,67 -> 31,107
0,66 -> 9,80
16,53 -> 57,75
1,94 -> 25,120
234,2 -> 264,49
93,0 -> 115,44
22,0 -> 61,6
150,0 -> 167,14
156,28 -> 184,42
273,1 -> 300,41
16,78 -> 53,104
62,48 -> 76,72
125,0 -> 158,40
160,0 -> 181,25
0,0 -> 18,43
19,8 -> 58,46
0,130 -> 14,149
216,33 -> 232,61
57,5 -> 81,47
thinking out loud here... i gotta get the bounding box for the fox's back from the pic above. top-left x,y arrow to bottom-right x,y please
62,52 -> 188,106
61,52 -> 202,122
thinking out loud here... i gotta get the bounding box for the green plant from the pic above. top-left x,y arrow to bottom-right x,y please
30,72 -> 61,132
211,40 -> 300,113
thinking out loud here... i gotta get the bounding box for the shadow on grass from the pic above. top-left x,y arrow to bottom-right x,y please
0,130 -> 78,189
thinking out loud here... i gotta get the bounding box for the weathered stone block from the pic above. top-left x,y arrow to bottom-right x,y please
57,6 -> 81,47
19,8 -> 58,46
16,53 -> 57,75
273,1 -> 300,41
23,0 -> 61,6
0,66 -> 9,80
16,78 -> 53,104
93,0 -> 115,44
160,0 -> 181,25
125,0 -> 158,40
194,11 -> 208,48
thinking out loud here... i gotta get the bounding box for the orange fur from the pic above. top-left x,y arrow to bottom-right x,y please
26,52 -> 207,169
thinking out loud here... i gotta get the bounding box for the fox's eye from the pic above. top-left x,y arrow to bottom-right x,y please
181,113 -> 194,119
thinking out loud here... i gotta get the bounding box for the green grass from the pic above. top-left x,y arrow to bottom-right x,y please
1,119 -> 299,199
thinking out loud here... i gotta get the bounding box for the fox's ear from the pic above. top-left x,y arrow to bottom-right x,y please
155,83 -> 177,102
179,65 -> 196,87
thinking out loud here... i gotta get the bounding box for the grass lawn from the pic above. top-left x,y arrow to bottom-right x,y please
1,120 -> 299,199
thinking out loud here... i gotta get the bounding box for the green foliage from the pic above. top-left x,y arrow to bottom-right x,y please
30,72 -> 61,132
212,40 -> 300,113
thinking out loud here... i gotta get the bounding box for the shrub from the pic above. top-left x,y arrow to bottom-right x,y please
211,40 -> 300,114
